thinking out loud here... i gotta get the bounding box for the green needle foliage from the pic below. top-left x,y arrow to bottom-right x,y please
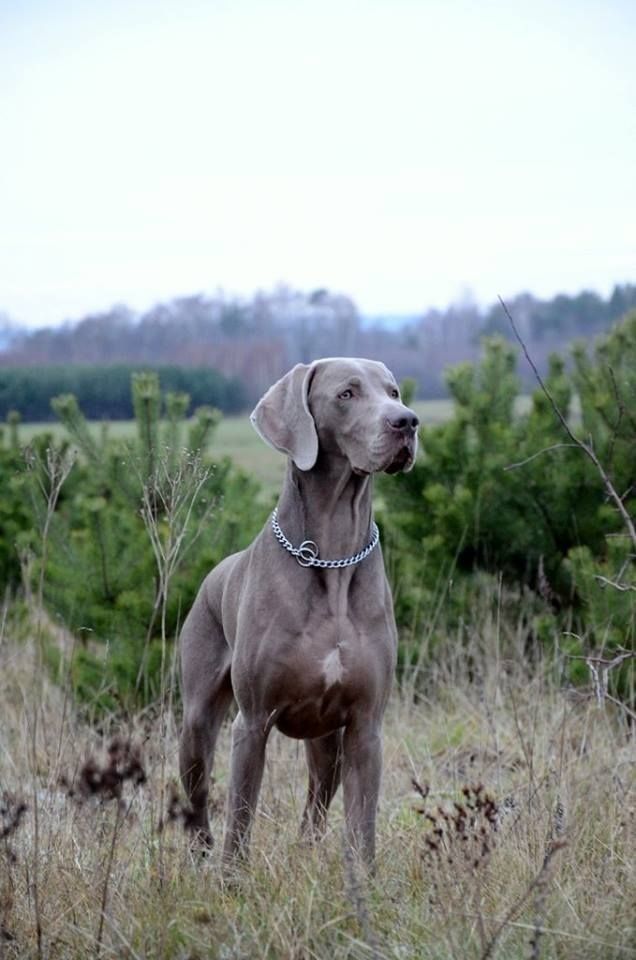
0,418 -> 36,588
19,372 -> 265,714
380,312 -> 636,695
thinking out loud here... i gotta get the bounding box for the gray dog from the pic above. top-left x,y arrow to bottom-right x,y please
179,357 -> 419,866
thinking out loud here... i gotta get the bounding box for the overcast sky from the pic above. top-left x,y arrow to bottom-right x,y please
1,0 -> 634,327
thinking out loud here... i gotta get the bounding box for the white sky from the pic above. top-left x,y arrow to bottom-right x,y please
1,0 -> 635,327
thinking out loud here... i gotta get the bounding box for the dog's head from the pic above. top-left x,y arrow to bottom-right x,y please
250,358 -> 419,475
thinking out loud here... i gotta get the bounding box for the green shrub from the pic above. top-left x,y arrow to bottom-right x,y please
380,315 -> 635,690
566,536 -> 635,663
22,373 -> 266,712
0,440 -> 34,588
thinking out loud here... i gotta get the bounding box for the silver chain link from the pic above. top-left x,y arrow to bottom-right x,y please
271,507 -> 380,569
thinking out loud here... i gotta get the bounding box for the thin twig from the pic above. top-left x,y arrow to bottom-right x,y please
499,297 -> 636,549
479,841 -> 566,960
95,801 -> 123,959
593,575 -> 636,592
604,692 -> 636,723
504,443 -> 579,471
563,650 -> 635,712
463,912 -> 636,955
563,650 -> 635,668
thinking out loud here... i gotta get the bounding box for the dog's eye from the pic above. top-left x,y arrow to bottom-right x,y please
338,389 -> 354,400
390,388 -> 399,399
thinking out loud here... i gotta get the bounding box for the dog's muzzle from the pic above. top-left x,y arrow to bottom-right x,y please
383,409 -> 419,474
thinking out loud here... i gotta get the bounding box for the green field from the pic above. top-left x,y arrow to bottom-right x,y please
15,399 -> 462,497
14,396 -> 545,498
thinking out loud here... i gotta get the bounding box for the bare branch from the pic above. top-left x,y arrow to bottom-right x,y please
499,296 -> 636,550
498,297 -> 575,440
593,575 -> 636,592
564,649 -> 635,710
563,649 -> 635,668
604,692 -> 636,723
504,443 -> 578,471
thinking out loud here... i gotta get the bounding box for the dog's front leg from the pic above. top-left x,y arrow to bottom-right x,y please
342,720 -> 382,867
222,711 -> 268,866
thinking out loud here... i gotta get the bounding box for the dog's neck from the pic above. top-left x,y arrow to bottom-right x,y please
277,453 -> 374,565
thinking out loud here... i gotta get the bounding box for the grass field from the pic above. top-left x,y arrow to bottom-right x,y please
15,399 -> 460,497
1,608 -> 633,959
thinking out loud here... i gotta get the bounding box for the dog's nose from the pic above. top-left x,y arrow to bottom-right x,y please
387,409 -> 419,433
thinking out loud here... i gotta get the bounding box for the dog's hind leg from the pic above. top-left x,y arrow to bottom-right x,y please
300,730 -> 343,838
179,589 -> 233,847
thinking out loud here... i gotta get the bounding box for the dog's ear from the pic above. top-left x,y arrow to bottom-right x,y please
250,363 -> 318,471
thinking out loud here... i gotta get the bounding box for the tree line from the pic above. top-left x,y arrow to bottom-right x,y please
0,365 -> 244,422
1,283 -> 635,408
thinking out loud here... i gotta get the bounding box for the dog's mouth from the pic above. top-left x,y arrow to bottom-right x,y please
350,434 -> 418,476
384,444 -> 415,475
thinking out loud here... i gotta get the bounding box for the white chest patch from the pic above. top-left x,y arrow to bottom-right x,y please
322,648 -> 344,687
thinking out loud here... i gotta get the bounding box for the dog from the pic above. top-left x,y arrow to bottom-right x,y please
179,357 -> 419,865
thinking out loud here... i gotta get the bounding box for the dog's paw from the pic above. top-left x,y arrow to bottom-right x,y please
189,827 -> 214,857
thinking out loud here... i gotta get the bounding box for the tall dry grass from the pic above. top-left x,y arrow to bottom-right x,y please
1,598 -> 633,960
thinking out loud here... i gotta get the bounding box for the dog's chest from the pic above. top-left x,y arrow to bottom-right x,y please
321,647 -> 344,687
259,610 -> 394,740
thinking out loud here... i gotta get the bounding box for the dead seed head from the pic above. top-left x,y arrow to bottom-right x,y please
417,782 -> 500,873
0,793 -> 27,842
0,793 -> 27,866
411,778 -> 430,800
63,738 -> 146,804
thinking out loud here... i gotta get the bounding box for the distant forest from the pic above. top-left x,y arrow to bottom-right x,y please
1,284 -> 635,416
0,365 -> 244,422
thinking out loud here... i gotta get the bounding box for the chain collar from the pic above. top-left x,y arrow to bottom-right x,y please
271,507 -> 380,569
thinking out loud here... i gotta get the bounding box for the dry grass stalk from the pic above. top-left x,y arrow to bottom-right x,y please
22,444 -> 76,960
62,738 -> 147,957
1,603 -> 634,958
480,839 -> 567,960
137,449 -> 216,887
